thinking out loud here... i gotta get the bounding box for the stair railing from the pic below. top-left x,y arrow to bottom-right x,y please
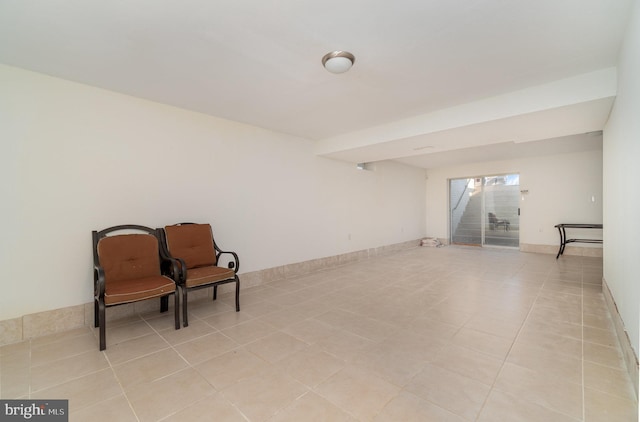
452,183 -> 471,213
450,182 -> 473,241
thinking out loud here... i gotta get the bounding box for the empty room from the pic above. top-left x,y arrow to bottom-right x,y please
1,1 -> 639,421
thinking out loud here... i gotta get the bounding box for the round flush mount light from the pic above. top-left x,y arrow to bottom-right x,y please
322,51 -> 355,74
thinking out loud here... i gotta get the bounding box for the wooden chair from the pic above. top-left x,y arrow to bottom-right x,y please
92,225 -> 180,350
159,223 -> 240,327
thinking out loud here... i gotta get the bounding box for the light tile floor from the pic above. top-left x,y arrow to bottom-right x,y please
1,247 -> 638,421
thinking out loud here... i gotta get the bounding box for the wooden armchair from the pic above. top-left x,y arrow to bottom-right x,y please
93,225 -> 180,350
159,223 -> 240,327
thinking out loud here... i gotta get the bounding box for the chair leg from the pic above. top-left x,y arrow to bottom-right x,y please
183,288 -> 189,327
160,295 -> 169,313
98,300 -> 106,351
174,289 -> 181,330
94,299 -> 99,328
235,277 -> 240,312
213,285 -> 217,301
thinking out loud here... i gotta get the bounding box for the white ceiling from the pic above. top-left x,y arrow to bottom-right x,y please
0,0 -> 632,168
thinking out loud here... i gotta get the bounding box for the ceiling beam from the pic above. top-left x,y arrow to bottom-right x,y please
314,68 -> 617,163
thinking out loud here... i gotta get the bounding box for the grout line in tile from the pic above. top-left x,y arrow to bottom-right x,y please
474,260 -> 535,420
476,262 -> 588,421
581,269 -> 586,421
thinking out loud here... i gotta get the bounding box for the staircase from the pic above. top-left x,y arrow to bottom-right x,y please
452,193 -> 483,245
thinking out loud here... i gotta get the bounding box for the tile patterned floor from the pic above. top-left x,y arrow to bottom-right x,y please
1,246 -> 638,421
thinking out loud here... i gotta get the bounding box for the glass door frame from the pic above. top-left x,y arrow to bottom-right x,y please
449,173 -> 520,248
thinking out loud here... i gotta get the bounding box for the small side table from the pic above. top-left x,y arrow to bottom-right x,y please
554,223 -> 603,259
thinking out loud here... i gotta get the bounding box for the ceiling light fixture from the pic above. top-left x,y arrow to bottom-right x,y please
322,51 -> 355,74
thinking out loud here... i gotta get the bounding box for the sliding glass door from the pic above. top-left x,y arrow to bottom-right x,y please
449,174 -> 520,248
483,174 -> 519,247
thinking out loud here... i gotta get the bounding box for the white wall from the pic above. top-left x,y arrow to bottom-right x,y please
0,64 -> 427,321
603,0 -> 640,358
425,150 -> 603,244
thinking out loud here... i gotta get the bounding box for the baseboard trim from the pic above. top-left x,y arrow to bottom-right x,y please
0,238 -> 423,346
519,243 -> 603,257
438,242 -> 602,257
602,277 -> 639,397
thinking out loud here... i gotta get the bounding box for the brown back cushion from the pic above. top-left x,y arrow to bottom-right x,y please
97,234 -> 161,282
164,224 -> 216,269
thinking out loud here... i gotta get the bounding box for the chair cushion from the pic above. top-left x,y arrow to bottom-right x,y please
185,266 -> 236,288
104,275 -> 175,305
164,224 -> 217,268
98,234 -> 161,282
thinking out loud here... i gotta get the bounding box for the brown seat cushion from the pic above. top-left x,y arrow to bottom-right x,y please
185,266 -> 236,288
164,224 -> 217,268
98,233 -> 175,305
104,275 -> 176,305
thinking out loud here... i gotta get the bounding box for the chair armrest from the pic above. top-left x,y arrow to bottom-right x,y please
157,230 -> 187,283
160,256 -> 184,283
217,250 -> 240,273
94,265 -> 106,298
